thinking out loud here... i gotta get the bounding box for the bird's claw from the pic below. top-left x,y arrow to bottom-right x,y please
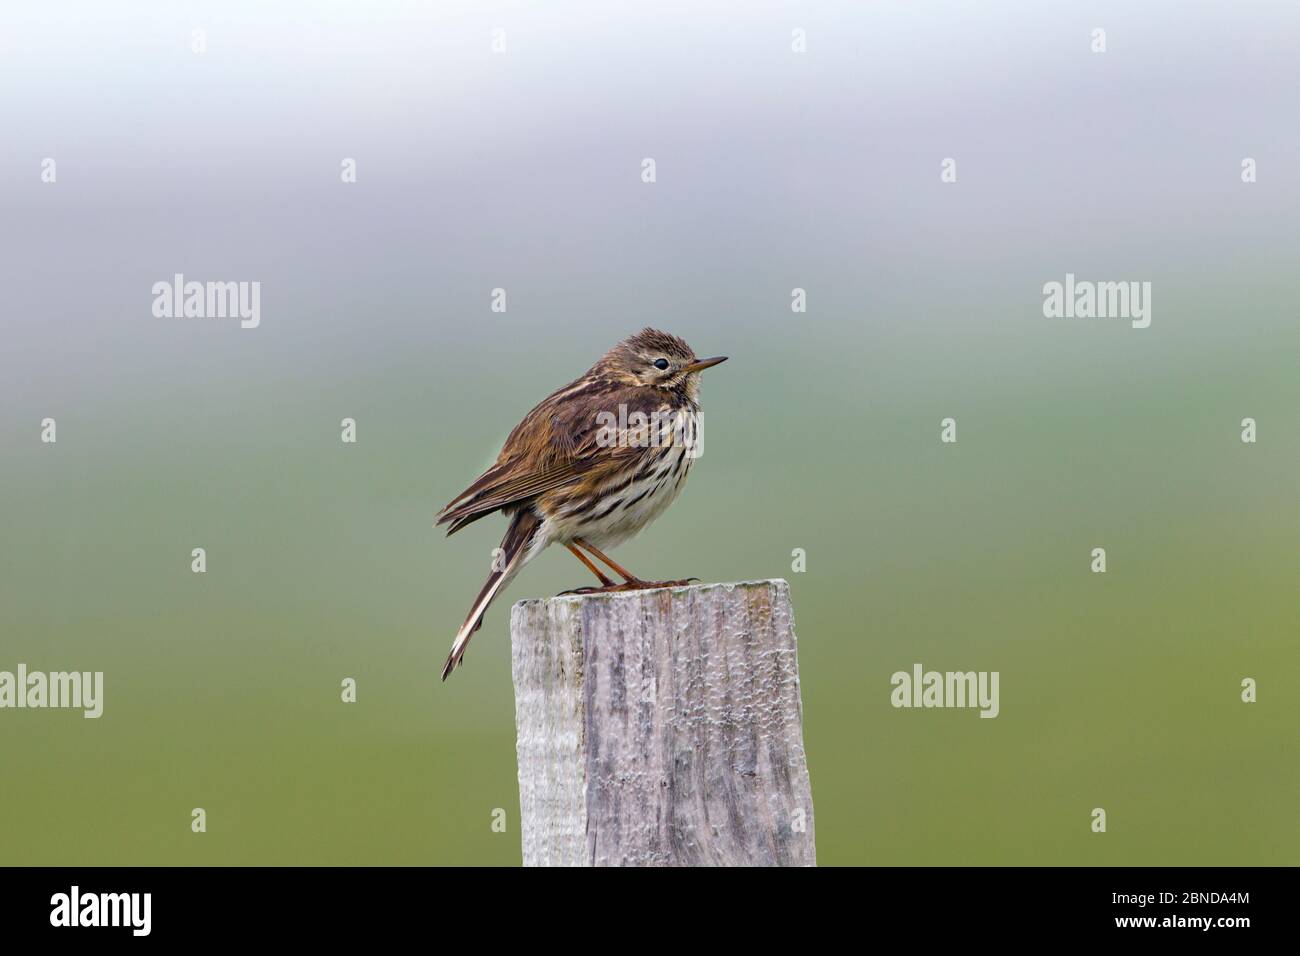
557,578 -> 699,596
557,585 -> 606,596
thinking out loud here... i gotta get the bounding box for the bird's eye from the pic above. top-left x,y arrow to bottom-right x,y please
653,358 -> 670,370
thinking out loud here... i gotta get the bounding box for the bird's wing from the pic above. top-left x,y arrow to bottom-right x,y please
435,380 -> 669,534
437,459 -> 586,533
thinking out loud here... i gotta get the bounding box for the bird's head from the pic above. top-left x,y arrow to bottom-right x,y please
596,328 -> 727,397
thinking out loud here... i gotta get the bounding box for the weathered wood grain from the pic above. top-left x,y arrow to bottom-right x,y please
510,579 -> 815,866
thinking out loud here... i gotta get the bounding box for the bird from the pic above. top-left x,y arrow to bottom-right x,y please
435,328 -> 728,679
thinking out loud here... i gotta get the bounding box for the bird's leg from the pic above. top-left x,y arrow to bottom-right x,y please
575,539 -> 640,583
558,539 -> 698,596
557,543 -> 616,594
575,539 -> 698,591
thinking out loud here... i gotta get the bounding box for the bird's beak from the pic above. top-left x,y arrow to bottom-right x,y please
681,356 -> 728,374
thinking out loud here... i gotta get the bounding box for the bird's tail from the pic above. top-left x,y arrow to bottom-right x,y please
441,509 -> 542,680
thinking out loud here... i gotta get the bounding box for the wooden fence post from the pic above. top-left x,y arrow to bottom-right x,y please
510,579 -> 815,866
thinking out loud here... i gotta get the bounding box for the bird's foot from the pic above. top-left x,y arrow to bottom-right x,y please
557,577 -> 698,596
624,577 -> 699,590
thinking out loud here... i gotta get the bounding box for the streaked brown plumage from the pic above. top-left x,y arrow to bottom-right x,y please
435,328 -> 727,679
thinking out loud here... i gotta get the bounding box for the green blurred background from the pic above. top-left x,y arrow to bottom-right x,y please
2,1 -> 1298,865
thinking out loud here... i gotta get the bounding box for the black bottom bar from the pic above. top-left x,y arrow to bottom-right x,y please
0,866 -> 1282,940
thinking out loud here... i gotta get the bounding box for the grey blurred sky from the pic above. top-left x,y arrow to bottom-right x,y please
5,1 -> 1298,374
